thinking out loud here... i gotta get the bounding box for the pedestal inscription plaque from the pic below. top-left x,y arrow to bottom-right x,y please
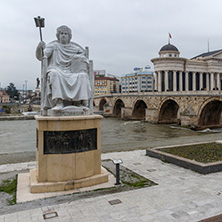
44,128 -> 97,154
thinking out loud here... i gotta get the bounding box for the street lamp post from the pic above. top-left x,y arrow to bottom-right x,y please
112,159 -> 123,185
23,84 -> 25,103
25,80 -> 28,103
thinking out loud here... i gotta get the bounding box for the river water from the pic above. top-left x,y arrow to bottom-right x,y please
0,118 -> 222,154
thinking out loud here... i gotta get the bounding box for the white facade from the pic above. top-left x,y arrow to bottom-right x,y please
152,43 -> 222,92
121,70 -> 154,93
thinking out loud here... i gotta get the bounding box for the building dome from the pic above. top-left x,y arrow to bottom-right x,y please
158,43 -> 180,58
159,43 -> 179,52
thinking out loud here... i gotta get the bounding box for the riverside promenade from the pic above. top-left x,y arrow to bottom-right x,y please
1,150 -> 222,221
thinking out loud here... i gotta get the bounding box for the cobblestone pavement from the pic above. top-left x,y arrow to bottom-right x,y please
1,150 -> 222,221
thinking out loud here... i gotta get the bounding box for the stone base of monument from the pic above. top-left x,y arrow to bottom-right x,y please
30,167 -> 108,193
30,114 -> 108,193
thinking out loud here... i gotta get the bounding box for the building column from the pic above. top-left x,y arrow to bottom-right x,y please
158,71 -> 162,92
165,71 -> 168,91
173,71 -> 177,91
179,71 -> 183,91
192,72 -> 196,91
200,72 -> 203,90
185,72 -> 189,91
155,72 -> 158,91
206,73 -> 209,91
210,73 -> 214,90
217,73 -> 221,90
219,73 -> 222,90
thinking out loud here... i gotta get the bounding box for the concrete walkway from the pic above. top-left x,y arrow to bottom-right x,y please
1,150 -> 222,221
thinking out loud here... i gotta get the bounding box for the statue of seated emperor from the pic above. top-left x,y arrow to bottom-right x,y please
36,25 -> 92,115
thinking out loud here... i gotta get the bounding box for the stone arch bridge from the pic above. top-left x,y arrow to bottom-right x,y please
94,91 -> 222,129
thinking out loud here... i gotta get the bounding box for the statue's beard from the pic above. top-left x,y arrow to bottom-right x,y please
59,38 -> 69,44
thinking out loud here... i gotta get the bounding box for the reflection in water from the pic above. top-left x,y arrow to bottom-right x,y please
0,118 -> 222,154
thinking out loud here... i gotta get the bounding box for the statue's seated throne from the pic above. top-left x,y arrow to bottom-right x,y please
41,45 -> 94,116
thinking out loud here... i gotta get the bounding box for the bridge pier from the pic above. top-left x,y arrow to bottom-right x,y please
103,105 -> 112,116
121,107 -> 132,119
180,114 -> 198,127
145,108 -> 159,123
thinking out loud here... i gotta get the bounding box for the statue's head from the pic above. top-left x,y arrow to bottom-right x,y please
56,25 -> 72,43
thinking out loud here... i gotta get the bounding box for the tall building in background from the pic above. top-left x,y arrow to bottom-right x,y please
121,67 -> 154,93
94,70 -> 106,77
94,76 -> 119,96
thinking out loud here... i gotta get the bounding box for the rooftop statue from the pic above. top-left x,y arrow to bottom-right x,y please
36,25 -> 93,115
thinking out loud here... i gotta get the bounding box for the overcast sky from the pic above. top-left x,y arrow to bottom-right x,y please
1,0 -> 222,90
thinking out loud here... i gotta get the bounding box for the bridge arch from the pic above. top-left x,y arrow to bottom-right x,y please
99,98 -> 107,111
132,99 -> 148,120
113,99 -> 125,117
198,99 -> 222,128
159,99 -> 180,124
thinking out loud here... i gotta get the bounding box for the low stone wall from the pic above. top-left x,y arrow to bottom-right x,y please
0,104 -> 40,114
146,143 -> 222,174
0,115 -> 34,120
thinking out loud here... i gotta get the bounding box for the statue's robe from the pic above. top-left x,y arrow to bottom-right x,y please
43,40 -> 91,108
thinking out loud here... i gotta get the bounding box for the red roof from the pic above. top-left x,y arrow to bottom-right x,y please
95,76 -> 119,81
1,91 -> 8,95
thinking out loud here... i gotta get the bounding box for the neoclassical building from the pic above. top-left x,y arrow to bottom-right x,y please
151,43 -> 222,92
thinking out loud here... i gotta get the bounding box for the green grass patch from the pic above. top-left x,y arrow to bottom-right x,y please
159,142 -> 222,163
120,169 -> 157,188
0,175 -> 17,205
102,160 -> 157,188
123,179 -> 153,188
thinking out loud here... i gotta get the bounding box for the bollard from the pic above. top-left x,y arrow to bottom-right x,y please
112,159 -> 123,185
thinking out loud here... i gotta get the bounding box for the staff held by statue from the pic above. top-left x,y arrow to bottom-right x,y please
34,16 -> 45,55
34,16 -> 47,115
34,16 -> 44,41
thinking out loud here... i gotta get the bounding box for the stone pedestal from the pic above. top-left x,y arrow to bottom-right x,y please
35,87 -> 40,97
30,114 -> 108,193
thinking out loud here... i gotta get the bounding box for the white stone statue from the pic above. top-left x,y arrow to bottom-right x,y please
36,25 -> 93,116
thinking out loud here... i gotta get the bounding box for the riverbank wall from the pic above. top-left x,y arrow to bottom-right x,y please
0,104 -> 40,115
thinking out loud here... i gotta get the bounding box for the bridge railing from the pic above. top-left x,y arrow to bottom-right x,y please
94,90 -> 222,99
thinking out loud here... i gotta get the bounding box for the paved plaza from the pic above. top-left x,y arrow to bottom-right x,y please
1,150 -> 222,221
